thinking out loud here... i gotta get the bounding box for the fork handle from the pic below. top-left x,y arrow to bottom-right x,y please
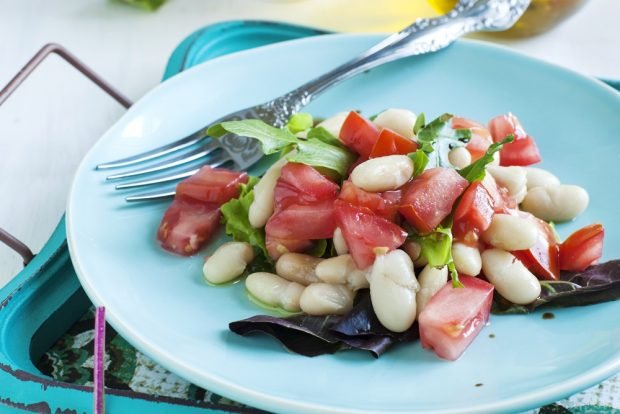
281,0 -> 494,108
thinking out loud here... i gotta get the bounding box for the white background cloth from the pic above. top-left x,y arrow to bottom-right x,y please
0,0 -> 618,285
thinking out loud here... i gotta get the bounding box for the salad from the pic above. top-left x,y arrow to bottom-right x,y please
156,108 -> 617,360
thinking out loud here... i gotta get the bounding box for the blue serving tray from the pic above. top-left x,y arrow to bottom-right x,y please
0,20 -> 327,413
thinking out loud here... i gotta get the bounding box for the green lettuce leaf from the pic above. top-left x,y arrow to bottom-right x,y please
306,126 -> 344,148
208,120 -> 354,176
286,113 -> 313,134
408,224 -> 462,288
413,112 -> 426,135
408,149 -> 429,178
458,135 -> 515,183
220,176 -> 271,263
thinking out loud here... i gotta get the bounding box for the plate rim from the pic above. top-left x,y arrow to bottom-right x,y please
67,33 -> 620,414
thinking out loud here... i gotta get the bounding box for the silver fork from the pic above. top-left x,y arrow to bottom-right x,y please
98,0 -> 530,202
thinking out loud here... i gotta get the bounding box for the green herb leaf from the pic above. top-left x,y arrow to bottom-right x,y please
458,135 -> 514,183
208,120 -> 354,176
286,113 -> 313,134
306,126 -> 344,148
413,112 -> 426,135
308,239 -> 328,258
454,128 -> 472,142
119,0 -> 166,11
408,150 -> 429,178
220,176 -> 271,263
416,113 -> 453,153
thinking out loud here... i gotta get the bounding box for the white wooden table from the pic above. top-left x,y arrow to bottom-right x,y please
0,0 -> 619,286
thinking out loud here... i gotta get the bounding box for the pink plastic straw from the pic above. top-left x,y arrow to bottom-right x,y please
94,306 -> 106,414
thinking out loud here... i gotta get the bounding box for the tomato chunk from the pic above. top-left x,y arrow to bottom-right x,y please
266,201 -> 336,240
511,212 -> 560,280
338,180 -> 401,222
399,168 -> 469,233
176,166 -> 248,204
157,199 -> 221,256
453,182 -> 495,241
274,163 -> 339,211
369,128 -> 418,158
339,111 -> 380,158
488,114 -> 541,166
559,224 -> 604,272
452,117 -> 493,162
266,235 -> 315,261
335,201 -> 407,269
419,276 -> 494,361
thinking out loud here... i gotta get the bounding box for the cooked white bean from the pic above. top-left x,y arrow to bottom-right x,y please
369,250 -> 419,332
373,108 -> 417,139
401,241 -> 428,267
521,184 -> 589,222
315,254 -> 369,291
451,242 -> 482,276
525,167 -> 560,190
487,165 -> 527,203
248,157 -> 288,228
275,253 -> 322,285
416,265 -> 448,317
317,112 -> 348,138
333,227 -> 349,255
351,155 -> 413,192
203,242 -> 255,284
481,249 -> 541,305
299,283 -> 355,316
482,214 -> 538,251
448,147 -> 471,169
246,272 -> 305,312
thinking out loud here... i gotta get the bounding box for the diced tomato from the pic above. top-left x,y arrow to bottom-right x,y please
418,276 -> 494,361
453,182 -> 495,241
559,224 -> 604,272
488,114 -> 541,166
157,198 -> 221,256
274,163 -> 339,211
266,201 -> 336,240
338,181 -> 401,221
339,111 -> 380,158
399,168 -> 469,234
176,166 -> 248,205
481,174 -> 509,213
266,235 -> 314,261
369,128 -> 418,158
452,117 -> 493,162
511,212 -> 560,280
335,201 -> 407,269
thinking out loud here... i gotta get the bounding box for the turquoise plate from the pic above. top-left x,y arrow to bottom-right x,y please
67,34 -> 620,414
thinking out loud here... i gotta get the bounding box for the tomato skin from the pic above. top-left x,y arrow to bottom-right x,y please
176,166 -> 248,204
338,180 -> 401,222
157,199 -> 221,256
511,212 -> 560,280
453,182 -> 495,241
418,276 -> 494,361
399,168 -> 469,234
274,163 -> 339,210
369,128 -> 418,158
452,117 -> 493,162
488,114 -> 541,166
334,201 -> 407,269
266,201 -> 336,240
339,111 -> 380,158
559,224 -> 604,272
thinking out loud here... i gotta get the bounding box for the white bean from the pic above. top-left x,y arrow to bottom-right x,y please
448,147 -> 471,169
275,253 -> 322,285
248,157 -> 288,228
521,184 -> 589,222
369,250 -> 419,332
416,265 -> 448,317
317,112 -> 349,138
481,249 -> 541,305
299,283 -> 355,316
487,165 -> 527,203
373,108 -> 417,139
401,241 -> 428,267
246,272 -> 305,312
451,242 -> 482,276
482,214 -> 538,251
203,242 -> 255,284
333,227 -> 349,255
525,167 -> 560,190
315,254 -> 369,291
350,155 -> 413,192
